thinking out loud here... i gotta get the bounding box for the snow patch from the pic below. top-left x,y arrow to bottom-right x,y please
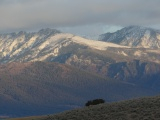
71,36 -> 129,50
140,30 -> 150,48
24,36 -> 38,48
9,40 -> 19,52
38,41 -> 50,50
147,50 -> 160,54
134,51 -> 143,57
118,51 -> 128,56
156,34 -> 160,40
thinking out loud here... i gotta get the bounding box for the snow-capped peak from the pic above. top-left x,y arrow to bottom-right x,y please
99,26 -> 160,48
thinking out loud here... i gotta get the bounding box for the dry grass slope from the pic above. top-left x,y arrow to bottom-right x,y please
9,96 -> 160,120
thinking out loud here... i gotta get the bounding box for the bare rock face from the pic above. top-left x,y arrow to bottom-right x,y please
99,26 -> 160,48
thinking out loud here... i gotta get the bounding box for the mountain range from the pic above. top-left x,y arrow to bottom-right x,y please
0,28 -> 128,63
0,26 -> 160,117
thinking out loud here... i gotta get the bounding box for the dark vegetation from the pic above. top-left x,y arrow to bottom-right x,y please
9,96 -> 160,120
85,99 -> 105,106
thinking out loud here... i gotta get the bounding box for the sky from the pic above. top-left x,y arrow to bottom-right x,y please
0,0 -> 160,38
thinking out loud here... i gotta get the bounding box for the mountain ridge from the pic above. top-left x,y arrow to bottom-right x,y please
0,28 -> 131,63
99,26 -> 160,48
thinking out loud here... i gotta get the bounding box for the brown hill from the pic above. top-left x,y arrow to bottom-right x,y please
0,62 -> 158,117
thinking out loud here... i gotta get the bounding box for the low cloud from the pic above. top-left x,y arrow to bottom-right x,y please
0,0 -> 160,32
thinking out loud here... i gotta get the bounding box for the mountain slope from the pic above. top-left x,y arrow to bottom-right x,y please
0,29 -> 160,93
0,62 -> 158,118
10,96 -> 160,120
0,61 -> 107,117
99,26 -> 160,48
105,60 -> 160,89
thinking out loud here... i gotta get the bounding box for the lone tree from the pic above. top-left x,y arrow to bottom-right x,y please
85,99 -> 105,106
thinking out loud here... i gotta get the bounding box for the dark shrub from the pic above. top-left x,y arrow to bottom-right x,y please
85,99 -> 105,106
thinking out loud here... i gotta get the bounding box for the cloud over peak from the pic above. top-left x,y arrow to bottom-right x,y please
0,0 -> 160,32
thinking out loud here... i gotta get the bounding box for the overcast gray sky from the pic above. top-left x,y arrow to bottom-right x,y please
0,0 -> 160,37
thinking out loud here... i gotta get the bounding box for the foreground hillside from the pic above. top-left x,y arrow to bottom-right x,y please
10,96 -> 160,120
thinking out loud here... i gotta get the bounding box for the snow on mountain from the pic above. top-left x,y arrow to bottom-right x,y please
71,36 -> 129,50
0,28 -> 159,64
0,28 -> 129,63
99,26 -> 160,48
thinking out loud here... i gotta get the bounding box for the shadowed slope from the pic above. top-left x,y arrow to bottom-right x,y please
0,62 -> 158,117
